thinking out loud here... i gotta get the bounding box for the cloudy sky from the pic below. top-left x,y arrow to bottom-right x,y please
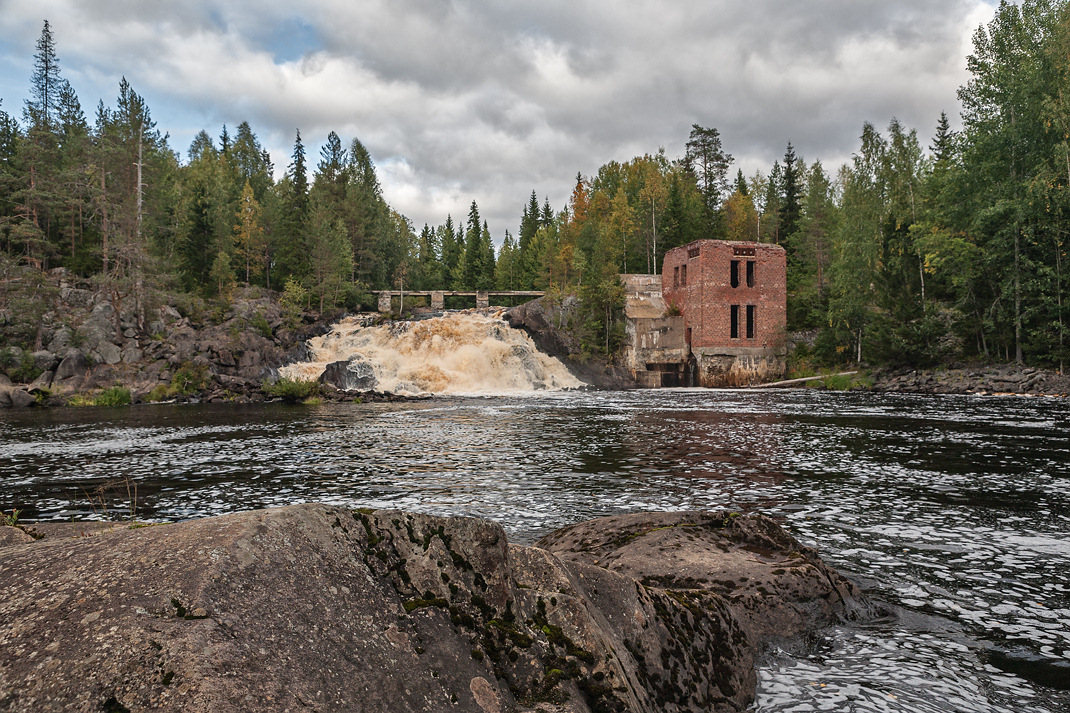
0,0 -> 998,242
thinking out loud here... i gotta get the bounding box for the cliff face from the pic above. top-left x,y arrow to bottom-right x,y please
0,505 -> 871,713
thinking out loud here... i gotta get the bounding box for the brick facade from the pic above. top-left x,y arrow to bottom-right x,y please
661,240 -> 787,386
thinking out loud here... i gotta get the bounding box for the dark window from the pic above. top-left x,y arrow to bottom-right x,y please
730,260 -> 739,288
673,266 -> 679,289
681,264 -> 687,286
685,327 -> 692,346
746,305 -> 756,338
730,305 -> 739,338
746,261 -> 755,288
688,247 -> 700,258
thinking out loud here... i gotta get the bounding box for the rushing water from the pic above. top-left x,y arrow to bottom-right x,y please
279,311 -> 583,394
1,389 -> 1068,711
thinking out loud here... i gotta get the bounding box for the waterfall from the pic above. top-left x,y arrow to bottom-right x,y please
279,310 -> 584,395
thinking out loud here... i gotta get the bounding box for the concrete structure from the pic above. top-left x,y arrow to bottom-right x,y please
621,274 -> 688,387
375,290 -> 545,313
624,240 -> 787,388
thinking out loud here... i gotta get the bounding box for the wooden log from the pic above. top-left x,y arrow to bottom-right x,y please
749,371 -> 858,388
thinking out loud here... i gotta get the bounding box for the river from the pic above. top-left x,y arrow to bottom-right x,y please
1,389 -> 1068,711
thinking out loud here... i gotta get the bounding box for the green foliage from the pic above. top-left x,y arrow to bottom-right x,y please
70,385 -> 132,407
263,377 -> 320,403
170,362 -> 210,395
8,352 -> 43,384
0,508 -> 19,526
250,310 -> 272,338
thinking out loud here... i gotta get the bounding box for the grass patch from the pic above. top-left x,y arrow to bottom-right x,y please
69,386 -> 132,407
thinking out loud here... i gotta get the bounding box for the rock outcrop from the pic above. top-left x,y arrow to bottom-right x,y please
0,505 -> 868,713
537,511 -> 876,648
506,298 -> 635,389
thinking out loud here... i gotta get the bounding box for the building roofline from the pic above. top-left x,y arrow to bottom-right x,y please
665,239 -> 786,254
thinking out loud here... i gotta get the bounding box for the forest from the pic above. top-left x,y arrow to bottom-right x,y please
1,0 -> 1067,369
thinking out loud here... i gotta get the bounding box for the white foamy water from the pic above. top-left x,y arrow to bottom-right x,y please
279,310 -> 584,395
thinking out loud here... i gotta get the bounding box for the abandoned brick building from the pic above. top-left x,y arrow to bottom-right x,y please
623,240 -> 787,387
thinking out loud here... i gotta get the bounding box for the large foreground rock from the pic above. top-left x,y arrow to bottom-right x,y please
537,511 -> 875,648
0,506 -> 866,712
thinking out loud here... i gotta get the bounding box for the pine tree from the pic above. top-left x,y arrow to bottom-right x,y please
685,124 -> 733,234
25,20 -> 61,130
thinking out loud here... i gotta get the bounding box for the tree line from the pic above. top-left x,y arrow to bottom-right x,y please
2,2 -> 1068,369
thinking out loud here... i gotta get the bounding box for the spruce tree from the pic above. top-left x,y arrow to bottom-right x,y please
781,142 -> 801,240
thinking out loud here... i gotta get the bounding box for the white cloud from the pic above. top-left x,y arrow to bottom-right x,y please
0,0 -> 997,243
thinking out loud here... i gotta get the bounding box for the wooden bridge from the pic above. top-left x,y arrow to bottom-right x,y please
373,290 -> 544,312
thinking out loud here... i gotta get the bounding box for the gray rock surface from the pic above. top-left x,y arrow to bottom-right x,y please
506,298 -> 635,389
537,510 -> 875,647
0,505 -> 868,712
319,354 -> 379,391
0,526 -> 32,547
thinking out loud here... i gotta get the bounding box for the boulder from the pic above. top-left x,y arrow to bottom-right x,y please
0,527 -> 33,547
7,388 -> 35,408
92,341 -> 122,366
320,354 -> 379,391
31,350 -> 59,373
52,349 -> 90,390
29,369 -> 53,391
46,326 -> 73,354
537,510 -> 875,647
0,505 -> 822,712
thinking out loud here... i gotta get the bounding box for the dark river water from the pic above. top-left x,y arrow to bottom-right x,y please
2,389 -> 1068,711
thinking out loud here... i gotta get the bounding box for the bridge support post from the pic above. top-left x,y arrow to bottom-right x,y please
476,291 -> 489,308
378,291 -> 393,313
431,291 -> 445,310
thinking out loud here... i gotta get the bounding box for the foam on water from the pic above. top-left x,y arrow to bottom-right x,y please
279,311 -> 583,394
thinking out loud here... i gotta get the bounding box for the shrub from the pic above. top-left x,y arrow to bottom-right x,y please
146,384 -> 171,402
68,386 -> 132,407
170,362 -> 210,395
250,311 -> 272,338
263,377 -> 320,403
9,352 -> 42,384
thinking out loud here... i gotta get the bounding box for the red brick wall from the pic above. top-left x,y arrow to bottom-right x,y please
662,240 -> 786,351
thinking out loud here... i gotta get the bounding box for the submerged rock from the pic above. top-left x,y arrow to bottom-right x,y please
0,505 -> 867,712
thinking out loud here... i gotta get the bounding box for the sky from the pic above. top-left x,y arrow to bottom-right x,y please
0,0 -> 999,243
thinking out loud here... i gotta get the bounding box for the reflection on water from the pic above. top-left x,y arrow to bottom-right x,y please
1,389 -> 1068,711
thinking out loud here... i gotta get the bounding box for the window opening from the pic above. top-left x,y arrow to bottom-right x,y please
673,266 -> 679,289
746,261 -> 755,288
746,305 -> 756,338
730,305 -> 739,339
681,264 -> 687,286
730,260 -> 739,288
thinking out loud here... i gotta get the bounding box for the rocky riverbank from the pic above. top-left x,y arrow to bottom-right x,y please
868,364 -> 1070,397
0,505 -> 875,712
0,269 -> 424,408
